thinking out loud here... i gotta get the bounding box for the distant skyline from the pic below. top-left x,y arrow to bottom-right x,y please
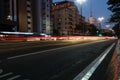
53,0 -> 113,28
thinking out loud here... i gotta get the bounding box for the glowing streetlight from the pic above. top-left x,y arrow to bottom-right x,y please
98,17 -> 104,29
76,0 -> 86,5
98,17 -> 104,22
7,15 -> 11,20
76,0 -> 86,14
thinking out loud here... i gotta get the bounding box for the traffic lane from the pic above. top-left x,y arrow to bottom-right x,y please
0,40 -> 98,59
89,45 -> 116,80
0,39 -> 116,79
0,40 -> 74,49
0,40 -> 92,50
0,40 -> 116,80
0,39 -> 109,50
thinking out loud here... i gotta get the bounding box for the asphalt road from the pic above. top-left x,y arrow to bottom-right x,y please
0,39 -> 116,80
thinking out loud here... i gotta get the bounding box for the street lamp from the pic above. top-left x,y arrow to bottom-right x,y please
76,0 -> 86,35
76,0 -> 86,15
7,15 -> 11,20
98,17 -> 104,22
76,0 -> 86,5
98,17 -> 104,29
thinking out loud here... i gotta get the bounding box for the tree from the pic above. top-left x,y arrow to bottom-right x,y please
107,0 -> 120,23
107,0 -> 120,38
113,24 -> 120,38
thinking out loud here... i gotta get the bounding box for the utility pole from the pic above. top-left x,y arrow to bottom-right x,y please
76,0 -> 86,35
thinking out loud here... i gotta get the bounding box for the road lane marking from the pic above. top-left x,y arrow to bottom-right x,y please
7,40 -> 109,60
73,43 -> 115,80
7,75 -> 21,80
0,72 -> 13,78
0,69 -> 30,80
0,69 -> 3,74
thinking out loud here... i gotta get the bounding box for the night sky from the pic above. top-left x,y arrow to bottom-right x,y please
53,0 -> 112,28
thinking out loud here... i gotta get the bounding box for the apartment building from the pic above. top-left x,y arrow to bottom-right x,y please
51,1 -> 86,36
0,0 -> 52,34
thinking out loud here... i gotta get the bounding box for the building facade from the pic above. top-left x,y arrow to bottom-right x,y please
0,0 -> 16,31
32,0 -> 52,34
88,16 -> 101,29
0,0 -> 10,20
0,0 -> 52,34
51,1 -> 86,36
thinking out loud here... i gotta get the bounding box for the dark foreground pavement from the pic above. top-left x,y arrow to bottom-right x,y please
0,39 -> 116,80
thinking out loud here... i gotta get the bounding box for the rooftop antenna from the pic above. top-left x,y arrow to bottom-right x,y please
90,0 -> 93,17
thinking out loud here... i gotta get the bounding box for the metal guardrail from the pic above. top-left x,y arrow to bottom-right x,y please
73,43 -> 115,80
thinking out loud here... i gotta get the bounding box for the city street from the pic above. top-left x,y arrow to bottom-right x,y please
0,0 -> 119,79
0,39 -> 116,80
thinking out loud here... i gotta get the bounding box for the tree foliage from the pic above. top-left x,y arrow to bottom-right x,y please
112,24 -> 120,38
107,0 -> 120,23
107,0 -> 120,38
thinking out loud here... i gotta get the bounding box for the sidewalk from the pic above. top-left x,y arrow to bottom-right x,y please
116,39 -> 120,79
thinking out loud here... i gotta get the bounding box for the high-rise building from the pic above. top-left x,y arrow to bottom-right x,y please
32,0 -> 52,34
0,0 -> 16,31
0,0 -> 10,20
0,0 -> 52,34
0,0 -> 32,32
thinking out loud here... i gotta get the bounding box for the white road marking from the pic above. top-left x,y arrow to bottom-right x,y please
0,69 -> 29,80
7,40 -> 107,60
0,72 -> 13,78
7,75 -> 21,80
0,69 -> 3,74
73,43 -> 115,80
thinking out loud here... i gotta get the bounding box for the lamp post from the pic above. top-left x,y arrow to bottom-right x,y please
76,0 -> 86,35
